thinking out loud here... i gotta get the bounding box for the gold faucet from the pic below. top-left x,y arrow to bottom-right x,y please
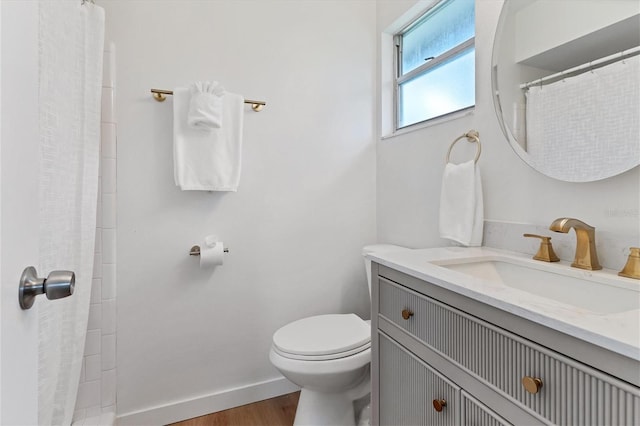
619,247 -> 640,280
523,234 -> 560,262
549,218 -> 602,270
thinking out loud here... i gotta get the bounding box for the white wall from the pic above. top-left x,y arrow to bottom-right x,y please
101,1 -> 377,423
376,0 -> 640,249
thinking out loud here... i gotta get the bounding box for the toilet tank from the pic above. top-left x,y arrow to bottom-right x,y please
362,244 -> 408,298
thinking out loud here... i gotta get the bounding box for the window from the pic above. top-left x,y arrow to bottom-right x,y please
395,0 -> 475,129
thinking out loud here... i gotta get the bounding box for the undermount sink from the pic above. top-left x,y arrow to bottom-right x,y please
433,258 -> 640,315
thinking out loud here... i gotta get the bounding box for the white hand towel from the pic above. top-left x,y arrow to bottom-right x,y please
187,81 -> 225,129
439,160 -> 484,246
173,87 -> 244,191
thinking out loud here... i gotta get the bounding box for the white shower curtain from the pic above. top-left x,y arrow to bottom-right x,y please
38,1 -> 105,424
525,55 -> 640,182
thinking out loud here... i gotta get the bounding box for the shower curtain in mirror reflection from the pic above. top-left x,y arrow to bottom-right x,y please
525,55 -> 640,182
38,2 -> 104,424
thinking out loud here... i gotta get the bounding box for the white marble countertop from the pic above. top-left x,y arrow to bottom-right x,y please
367,246 -> 640,361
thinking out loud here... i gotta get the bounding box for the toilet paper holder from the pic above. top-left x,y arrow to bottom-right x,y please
190,245 -> 229,256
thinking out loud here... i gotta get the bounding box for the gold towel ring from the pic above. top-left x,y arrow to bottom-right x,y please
445,130 -> 481,164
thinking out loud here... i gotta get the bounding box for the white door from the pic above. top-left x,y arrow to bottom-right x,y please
1,1 -> 43,424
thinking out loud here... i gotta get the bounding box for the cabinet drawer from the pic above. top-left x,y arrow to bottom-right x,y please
379,332 -> 459,426
379,278 -> 640,425
461,390 -> 512,426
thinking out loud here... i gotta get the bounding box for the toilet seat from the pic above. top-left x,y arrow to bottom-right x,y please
272,342 -> 370,361
273,314 -> 371,361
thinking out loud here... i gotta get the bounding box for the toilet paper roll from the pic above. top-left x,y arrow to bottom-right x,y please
200,241 -> 225,267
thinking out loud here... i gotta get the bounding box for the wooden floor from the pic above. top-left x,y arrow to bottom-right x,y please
169,392 -> 300,426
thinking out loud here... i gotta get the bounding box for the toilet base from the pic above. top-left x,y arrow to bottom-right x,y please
292,367 -> 370,426
294,389 -> 356,426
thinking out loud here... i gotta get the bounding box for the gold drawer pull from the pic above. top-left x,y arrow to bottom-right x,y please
432,399 -> 447,412
401,309 -> 414,320
522,376 -> 543,394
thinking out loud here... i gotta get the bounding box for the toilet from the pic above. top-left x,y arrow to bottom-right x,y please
269,244 -> 407,426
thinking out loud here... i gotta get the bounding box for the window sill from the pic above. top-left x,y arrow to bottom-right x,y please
381,107 -> 475,141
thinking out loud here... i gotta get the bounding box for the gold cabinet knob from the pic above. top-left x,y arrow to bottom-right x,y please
522,376 -> 543,394
432,399 -> 447,412
401,309 -> 414,320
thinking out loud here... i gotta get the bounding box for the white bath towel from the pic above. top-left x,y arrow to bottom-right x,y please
439,160 -> 484,246
173,87 -> 244,191
187,81 -> 225,129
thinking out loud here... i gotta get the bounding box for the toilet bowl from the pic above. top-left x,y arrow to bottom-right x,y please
269,244 -> 407,426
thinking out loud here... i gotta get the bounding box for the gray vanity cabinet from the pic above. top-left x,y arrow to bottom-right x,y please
379,333 -> 460,425
461,391 -> 510,426
371,263 -> 640,426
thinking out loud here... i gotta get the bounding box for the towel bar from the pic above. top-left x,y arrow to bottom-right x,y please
151,88 -> 266,112
445,130 -> 481,164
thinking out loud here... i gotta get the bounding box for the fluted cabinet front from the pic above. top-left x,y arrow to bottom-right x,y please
379,333 -> 459,426
461,390 -> 511,426
378,277 -> 640,425
373,266 -> 640,426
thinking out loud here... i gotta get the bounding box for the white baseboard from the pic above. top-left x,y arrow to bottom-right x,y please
116,377 -> 299,425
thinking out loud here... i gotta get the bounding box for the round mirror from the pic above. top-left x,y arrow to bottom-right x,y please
492,0 -> 640,182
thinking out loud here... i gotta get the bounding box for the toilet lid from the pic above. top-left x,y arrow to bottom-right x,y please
273,314 -> 371,357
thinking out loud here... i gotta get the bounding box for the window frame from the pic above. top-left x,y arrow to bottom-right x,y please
393,0 -> 476,131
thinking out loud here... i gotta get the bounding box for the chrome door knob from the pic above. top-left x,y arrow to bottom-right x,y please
44,270 -> 75,300
19,266 -> 75,310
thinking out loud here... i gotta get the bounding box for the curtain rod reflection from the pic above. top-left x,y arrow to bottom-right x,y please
521,46 -> 640,90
